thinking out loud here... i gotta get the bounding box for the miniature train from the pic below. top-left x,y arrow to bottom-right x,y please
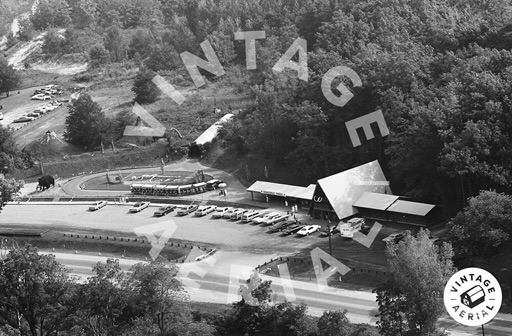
130,179 -> 223,196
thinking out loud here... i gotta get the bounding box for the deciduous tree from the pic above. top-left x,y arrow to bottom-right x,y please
377,230 -> 455,336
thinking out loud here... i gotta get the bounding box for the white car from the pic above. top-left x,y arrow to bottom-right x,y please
0,112 -> 3,120
241,211 -> 261,223
223,207 -> 239,219
230,208 -> 248,220
195,205 -> 216,216
31,94 -> 52,101
296,225 -> 321,236
382,232 -> 406,244
252,212 -> 280,224
129,201 -> 150,213
264,214 -> 289,226
89,200 -> 108,211
212,207 -> 231,218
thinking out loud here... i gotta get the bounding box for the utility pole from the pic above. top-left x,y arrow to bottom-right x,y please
326,216 -> 332,255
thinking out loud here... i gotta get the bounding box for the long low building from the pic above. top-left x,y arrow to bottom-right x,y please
247,160 -> 441,227
247,181 -> 316,208
353,192 -> 440,226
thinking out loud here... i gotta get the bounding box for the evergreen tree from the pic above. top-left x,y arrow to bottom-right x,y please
64,94 -> 109,150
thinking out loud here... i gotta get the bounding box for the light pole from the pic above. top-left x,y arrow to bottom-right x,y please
324,214 -> 332,255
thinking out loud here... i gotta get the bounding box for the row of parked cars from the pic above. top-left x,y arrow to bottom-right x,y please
89,201 -> 324,237
31,85 -> 64,101
13,100 -> 63,123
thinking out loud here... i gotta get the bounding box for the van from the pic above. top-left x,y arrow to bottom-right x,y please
241,211 -> 260,223
338,217 -> 365,238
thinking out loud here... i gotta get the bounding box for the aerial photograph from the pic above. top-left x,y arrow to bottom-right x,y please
1,0 -> 512,335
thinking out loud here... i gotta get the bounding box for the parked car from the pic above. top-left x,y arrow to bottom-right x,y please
296,225 -> 321,236
212,207 -> 231,218
195,205 -> 216,217
339,217 -> 366,238
265,214 -> 289,226
382,232 -> 406,244
129,201 -> 150,213
281,224 -> 305,236
319,226 -> 340,237
26,112 -> 41,118
230,208 -> 248,220
154,205 -> 175,217
0,112 -> 3,120
31,94 -> 52,100
177,204 -> 199,216
223,207 -> 239,219
252,212 -> 280,224
359,222 -> 372,234
241,211 -> 261,223
89,200 -> 108,211
13,116 -> 35,123
267,219 -> 296,233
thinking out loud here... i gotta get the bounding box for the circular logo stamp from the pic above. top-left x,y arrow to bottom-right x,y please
444,267 -> 502,326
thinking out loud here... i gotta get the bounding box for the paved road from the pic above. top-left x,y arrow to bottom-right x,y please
45,251 -> 512,336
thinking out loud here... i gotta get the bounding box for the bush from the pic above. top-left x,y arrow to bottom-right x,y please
132,68 -> 159,104
88,45 -> 110,68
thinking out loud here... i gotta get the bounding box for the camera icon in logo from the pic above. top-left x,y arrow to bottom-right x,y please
460,285 -> 485,309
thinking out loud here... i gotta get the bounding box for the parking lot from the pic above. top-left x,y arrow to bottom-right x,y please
1,203 -> 327,254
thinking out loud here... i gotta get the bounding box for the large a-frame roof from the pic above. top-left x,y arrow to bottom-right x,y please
317,160 -> 391,219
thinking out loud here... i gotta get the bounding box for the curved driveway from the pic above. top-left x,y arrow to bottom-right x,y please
59,159 -> 256,205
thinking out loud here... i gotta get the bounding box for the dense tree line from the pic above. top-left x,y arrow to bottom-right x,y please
0,245 -> 384,336
22,0 -> 503,213
0,233 -> 454,335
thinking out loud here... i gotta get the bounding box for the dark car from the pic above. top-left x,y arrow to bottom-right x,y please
154,205 -> 176,217
319,226 -> 340,237
267,220 -> 296,233
359,222 -> 372,234
281,224 -> 305,236
206,179 -> 224,190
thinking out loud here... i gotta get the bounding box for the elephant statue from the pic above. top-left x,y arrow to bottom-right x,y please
37,175 -> 55,191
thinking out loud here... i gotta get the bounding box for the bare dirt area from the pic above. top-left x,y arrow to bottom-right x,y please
31,62 -> 88,76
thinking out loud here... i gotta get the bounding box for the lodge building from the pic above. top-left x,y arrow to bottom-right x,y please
246,160 -> 440,227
